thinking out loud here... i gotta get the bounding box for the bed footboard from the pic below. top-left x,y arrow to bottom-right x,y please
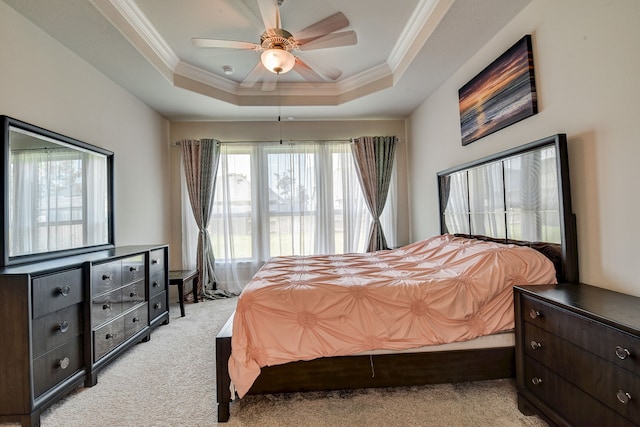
216,313 -> 234,422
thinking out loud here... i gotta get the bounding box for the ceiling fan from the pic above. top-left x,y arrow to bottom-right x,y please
191,0 -> 357,91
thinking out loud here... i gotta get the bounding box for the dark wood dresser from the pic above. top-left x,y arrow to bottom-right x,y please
514,283 -> 640,427
0,245 -> 169,427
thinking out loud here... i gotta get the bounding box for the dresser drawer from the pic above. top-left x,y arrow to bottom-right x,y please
91,289 -> 124,327
524,322 -> 640,423
124,303 -> 147,339
33,336 -> 84,398
524,356 -> 635,427
92,260 -> 122,296
149,248 -> 165,275
149,271 -> 166,299
94,318 -> 125,361
522,295 -> 640,376
122,280 -> 145,312
32,268 -> 84,318
149,291 -> 167,322
32,303 -> 83,358
121,255 -> 145,286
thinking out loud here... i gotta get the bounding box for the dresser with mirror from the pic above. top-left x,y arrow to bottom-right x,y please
0,116 -> 169,427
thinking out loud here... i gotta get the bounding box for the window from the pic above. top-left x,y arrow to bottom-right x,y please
210,142 -> 370,265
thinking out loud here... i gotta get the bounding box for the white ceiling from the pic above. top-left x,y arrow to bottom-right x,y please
3,0 -> 530,121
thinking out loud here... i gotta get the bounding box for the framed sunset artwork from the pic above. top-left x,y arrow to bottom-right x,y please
459,35 -> 538,146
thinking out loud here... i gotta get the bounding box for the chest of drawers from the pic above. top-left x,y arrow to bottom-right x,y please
0,244 -> 169,427
148,248 -> 168,328
0,265 -> 88,427
514,283 -> 640,427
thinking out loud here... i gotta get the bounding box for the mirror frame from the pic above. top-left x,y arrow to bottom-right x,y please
0,115 -> 115,267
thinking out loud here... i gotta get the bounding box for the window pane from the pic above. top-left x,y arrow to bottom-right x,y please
267,148 -> 317,256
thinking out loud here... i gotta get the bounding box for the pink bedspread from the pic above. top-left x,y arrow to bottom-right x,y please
229,234 -> 557,397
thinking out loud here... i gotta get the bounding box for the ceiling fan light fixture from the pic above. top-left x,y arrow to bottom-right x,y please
261,48 -> 295,74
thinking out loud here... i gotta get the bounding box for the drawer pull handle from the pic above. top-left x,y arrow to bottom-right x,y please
58,357 -> 70,370
530,340 -> 542,350
531,377 -> 543,386
152,258 -> 160,265
130,292 -> 138,298
132,317 -> 140,323
154,302 -> 162,310
529,309 -> 541,319
103,303 -> 112,310
617,390 -> 631,404
57,285 -> 71,297
102,273 -> 113,281
105,333 -> 116,340
152,281 -> 160,287
58,321 -> 70,333
615,346 -> 631,360
130,266 -> 138,272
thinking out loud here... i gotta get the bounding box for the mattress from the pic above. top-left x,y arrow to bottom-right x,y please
356,329 -> 514,355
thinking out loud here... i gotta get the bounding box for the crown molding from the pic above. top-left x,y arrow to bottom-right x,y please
112,0 -> 179,67
90,0 -> 445,106
387,0 -> 455,82
174,61 -> 238,93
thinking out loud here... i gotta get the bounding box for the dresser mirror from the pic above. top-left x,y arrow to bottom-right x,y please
1,116 -> 114,266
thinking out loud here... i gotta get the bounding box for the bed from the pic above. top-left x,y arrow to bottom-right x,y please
216,134 -> 578,422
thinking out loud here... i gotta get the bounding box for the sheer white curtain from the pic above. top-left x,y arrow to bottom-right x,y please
379,161 -> 397,248
181,140 -> 400,293
442,170 -> 470,235
10,150 -> 41,255
85,152 -> 109,245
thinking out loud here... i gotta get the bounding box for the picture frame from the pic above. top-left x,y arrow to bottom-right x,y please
459,35 -> 537,146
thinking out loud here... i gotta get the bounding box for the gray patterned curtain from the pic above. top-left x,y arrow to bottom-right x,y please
181,138 -> 220,299
351,136 -> 397,252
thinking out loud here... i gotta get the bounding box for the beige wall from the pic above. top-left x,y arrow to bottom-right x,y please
407,0 -> 640,296
0,2 -> 171,249
169,120 -> 409,268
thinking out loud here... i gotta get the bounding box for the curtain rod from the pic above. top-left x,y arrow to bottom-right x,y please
173,138 -> 354,146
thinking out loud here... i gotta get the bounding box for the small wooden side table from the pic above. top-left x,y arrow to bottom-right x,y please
168,270 -> 199,317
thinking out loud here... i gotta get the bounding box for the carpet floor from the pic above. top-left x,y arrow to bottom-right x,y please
21,297 -> 548,426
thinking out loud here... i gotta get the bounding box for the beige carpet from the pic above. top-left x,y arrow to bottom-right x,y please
21,297 -> 548,427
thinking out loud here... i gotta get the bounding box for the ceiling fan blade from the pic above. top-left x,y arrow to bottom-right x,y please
293,58 -> 325,82
297,56 -> 342,81
240,61 -> 267,88
191,38 -> 259,50
295,12 -> 350,40
295,57 -> 342,81
257,0 -> 281,34
298,31 -> 357,51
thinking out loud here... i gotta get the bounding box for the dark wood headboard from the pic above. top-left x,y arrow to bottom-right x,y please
437,134 -> 578,283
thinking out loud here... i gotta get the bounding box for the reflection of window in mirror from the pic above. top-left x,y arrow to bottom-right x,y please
505,146 -> 560,243
439,143 -> 561,244
8,127 -> 109,258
